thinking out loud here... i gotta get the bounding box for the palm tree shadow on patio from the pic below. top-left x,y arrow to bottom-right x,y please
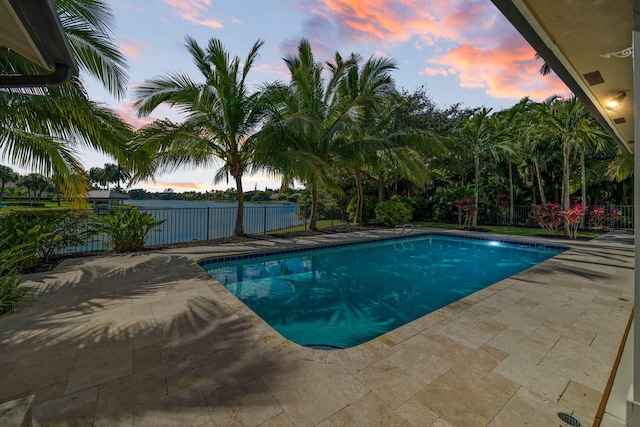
0,252 -> 290,425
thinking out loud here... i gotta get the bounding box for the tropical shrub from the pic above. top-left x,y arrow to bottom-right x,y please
588,206 -> 607,228
530,203 -> 563,236
0,233 -> 32,315
0,216 -> 46,268
429,187 -> 474,222
0,210 -> 94,265
374,200 -> 413,226
399,195 -> 430,221
562,204 -> 586,239
94,209 -> 165,252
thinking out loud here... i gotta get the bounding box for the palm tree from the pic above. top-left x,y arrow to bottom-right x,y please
258,40 -> 360,230
89,166 -> 108,189
573,113 -> 613,211
333,56 -> 398,225
533,96 -> 605,209
18,173 -> 51,205
521,122 -> 551,205
0,165 -> 18,205
132,37 -> 266,236
0,0 -> 130,200
493,98 -> 531,223
606,148 -> 634,182
458,108 -> 512,228
534,53 -> 552,76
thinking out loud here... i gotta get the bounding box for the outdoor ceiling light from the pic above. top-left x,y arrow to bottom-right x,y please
605,91 -> 627,112
0,0 -> 78,87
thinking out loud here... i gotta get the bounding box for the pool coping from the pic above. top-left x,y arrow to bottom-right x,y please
191,229 -> 578,363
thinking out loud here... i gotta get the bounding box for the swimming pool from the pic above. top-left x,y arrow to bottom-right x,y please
200,234 -> 565,349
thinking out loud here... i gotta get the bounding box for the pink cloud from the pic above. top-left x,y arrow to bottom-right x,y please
140,179 -> 210,191
115,102 -> 155,130
252,62 -> 291,79
420,67 -> 447,77
162,0 -> 222,29
427,40 -> 569,100
119,39 -> 147,60
293,0 -> 569,101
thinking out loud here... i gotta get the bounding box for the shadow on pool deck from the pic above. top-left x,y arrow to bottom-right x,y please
0,229 -> 634,426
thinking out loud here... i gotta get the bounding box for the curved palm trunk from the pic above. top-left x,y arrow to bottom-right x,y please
309,183 -> 319,231
534,158 -> 547,204
580,149 -> 587,227
377,173 -> 385,202
473,148 -> 480,228
354,167 -> 363,225
562,139 -> 571,210
508,162 -> 514,224
233,174 -> 245,236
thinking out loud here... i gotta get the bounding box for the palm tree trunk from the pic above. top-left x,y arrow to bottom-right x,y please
508,162 -> 514,224
580,149 -> 587,227
534,158 -> 547,204
473,149 -> 479,228
562,139 -> 571,209
310,183 -> 318,231
233,174 -> 245,236
377,173 -> 385,202
355,168 -> 363,225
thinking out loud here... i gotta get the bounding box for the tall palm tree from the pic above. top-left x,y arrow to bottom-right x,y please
458,108 -> 512,228
521,122 -> 552,205
334,56 -> 398,225
573,113 -> 614,210
493,98 -> 531,223
0,165 -> 18,205
258,40 -> 360,230
132,37 -> 266,236
0,0 -> 130,200
533,96 -> 605,209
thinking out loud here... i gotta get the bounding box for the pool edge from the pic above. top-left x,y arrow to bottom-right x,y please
190,228 -> 576,362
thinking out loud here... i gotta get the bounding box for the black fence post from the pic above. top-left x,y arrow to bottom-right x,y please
206,207 -> 210,240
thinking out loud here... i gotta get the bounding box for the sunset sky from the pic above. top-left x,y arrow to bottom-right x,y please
80,0 -> 570,193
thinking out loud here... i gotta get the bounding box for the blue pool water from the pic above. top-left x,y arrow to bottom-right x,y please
201,235 -> 565,349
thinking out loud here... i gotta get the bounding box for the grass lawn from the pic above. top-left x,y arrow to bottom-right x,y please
416,221 -> 604,240
267,219 -> 349,233
1,201 -> 92,211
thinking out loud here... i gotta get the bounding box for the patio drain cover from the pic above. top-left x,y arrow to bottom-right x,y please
557,412 -> 580,426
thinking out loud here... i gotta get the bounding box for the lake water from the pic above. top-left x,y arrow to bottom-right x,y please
126,200 -> 304,245
68,200 -> 304,254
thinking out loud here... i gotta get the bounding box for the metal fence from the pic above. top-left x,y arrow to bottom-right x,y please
56,205 -> 310,255
511,204 -> 634,229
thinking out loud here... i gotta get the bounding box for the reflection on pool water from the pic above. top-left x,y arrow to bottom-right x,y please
200,235 -> 566,349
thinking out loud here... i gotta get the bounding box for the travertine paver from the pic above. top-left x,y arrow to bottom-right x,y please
0,229 -> 633,426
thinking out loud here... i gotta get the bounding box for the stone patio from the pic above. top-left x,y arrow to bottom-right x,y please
0,228 -> 633,426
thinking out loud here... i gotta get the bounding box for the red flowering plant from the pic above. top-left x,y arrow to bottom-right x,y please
562,204 -> 586,239
455,198 -> 476,229
588,206 -> 607,228
588,207 -> 622,230
530,203 -> 563,236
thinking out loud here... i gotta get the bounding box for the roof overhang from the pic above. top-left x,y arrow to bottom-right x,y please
0,0 -> 78,87
491,0 -> 634,153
